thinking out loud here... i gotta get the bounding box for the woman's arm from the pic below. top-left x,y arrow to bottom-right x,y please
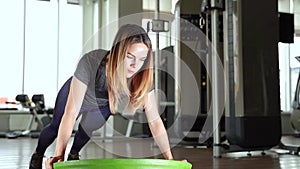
144,90 -> 174,160
46,77 -> 87,169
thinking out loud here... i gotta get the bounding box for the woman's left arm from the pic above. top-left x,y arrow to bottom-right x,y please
144,90 -> 174,160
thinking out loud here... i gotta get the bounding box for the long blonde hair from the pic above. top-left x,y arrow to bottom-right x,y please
107,24 -> 153,114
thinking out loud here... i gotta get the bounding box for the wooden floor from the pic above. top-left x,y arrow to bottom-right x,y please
0,135 -> 300,169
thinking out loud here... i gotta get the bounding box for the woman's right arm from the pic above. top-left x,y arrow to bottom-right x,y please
46,76 -> 87,169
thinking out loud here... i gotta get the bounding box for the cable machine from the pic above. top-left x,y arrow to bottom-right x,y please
174,0 -> 282,157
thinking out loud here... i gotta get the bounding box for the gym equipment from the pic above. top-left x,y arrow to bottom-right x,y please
31,94 -> 53,128
0,108 -> 29,138
279,56 -> 300,155
30,94 -> 54,138
173,0 -> 281,156
291,56 -> 300,132
223,0 -> 282,153
173,0 -> 212,146
5,94 -> 39,139
4,94 -> 53,139
53,159 -> 192,169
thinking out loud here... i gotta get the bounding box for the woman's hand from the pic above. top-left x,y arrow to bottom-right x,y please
45,156 -> 63,169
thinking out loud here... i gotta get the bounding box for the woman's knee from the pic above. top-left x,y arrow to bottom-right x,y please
43,122 -> 59,135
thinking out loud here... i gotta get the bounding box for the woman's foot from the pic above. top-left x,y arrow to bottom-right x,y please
67,153 -> 80,161
29,152 -> 44,169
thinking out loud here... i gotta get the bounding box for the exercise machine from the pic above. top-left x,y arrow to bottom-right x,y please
279,56 -> 300,155
31,94 -> 53,129
291,56 -> 300,133
3,94 -> 53,139
223,0 -> 282,156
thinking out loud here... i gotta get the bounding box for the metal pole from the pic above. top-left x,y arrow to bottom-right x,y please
56,0 -> 60,91
174,1 -> 181,138
211,0 -> 221,158
22,0 -> 27,94
154,0 -> 160,103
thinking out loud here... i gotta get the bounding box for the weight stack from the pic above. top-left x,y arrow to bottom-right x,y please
224,0 -> 281,150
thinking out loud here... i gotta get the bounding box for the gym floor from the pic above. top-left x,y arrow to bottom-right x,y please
0,135 -> 300,169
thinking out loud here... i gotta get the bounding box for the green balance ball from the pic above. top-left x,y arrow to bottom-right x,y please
54,158 -> 192,169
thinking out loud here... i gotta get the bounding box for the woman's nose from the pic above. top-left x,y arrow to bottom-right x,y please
130,59 -> 136,67
131,63 -> 136,68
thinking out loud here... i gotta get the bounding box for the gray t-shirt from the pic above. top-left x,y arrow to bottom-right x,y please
74,49 -> 109,108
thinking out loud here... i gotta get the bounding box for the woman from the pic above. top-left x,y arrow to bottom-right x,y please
29,24 -> 174,169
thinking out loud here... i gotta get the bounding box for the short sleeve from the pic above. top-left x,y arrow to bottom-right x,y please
74,54 -> 92,85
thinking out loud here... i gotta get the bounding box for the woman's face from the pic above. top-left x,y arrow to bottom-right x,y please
125,43 -> 149,78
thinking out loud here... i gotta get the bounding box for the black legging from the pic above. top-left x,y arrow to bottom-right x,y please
35,77 -> 111,156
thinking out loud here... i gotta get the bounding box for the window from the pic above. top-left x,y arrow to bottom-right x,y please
0,0 -> 24,99
278,0 -> 300,112
0,0 -> 82,106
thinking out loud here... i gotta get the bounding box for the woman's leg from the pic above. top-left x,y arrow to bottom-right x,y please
34,77 -> 72,156
30,77 -> 73,169
69,105 -> 111,155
